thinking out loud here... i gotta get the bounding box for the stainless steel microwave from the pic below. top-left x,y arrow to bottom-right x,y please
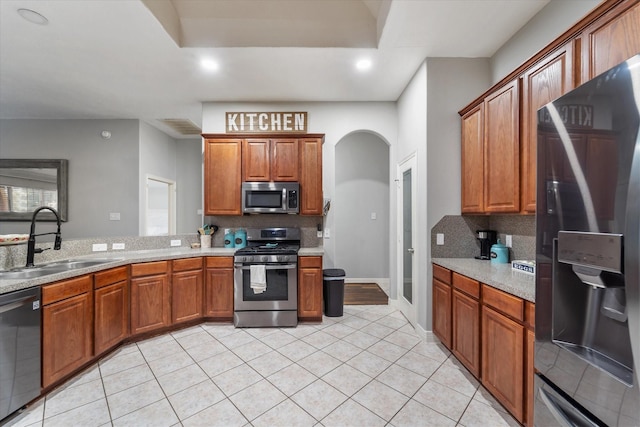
242,182 -> 299,214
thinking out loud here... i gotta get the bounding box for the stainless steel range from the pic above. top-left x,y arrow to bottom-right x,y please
233,227 -> 300,327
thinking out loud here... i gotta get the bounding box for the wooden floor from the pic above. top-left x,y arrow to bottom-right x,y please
344,282 -> 388,305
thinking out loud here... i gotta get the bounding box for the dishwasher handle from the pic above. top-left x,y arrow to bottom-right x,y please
0,294 -> 39,314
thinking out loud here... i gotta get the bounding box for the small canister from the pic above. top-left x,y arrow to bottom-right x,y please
224,229 -> 235,248
490,239 -> 509,264
234,228 -> 247,249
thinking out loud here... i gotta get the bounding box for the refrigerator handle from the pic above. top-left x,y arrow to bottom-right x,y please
539,386 -> 599,427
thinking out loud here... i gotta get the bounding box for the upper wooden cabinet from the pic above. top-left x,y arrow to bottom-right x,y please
204,138 -> 242,215
521,42 -> 576,213
299,137 -> 324,215
580,0 -> 640,82
203,133 -> 324,216
461,105 -> 484,213
243,138 -> 299,182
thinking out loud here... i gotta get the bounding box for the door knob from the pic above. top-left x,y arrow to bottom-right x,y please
408,248 -> 415,253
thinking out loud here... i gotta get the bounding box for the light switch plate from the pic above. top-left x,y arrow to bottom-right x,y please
92,243 -> 107,252
324,228 -> 330,239
506,235 -> 513,248
112,243 -> 125,250
170,239 -> 181,247
436,233 -> 444,245
370,212 -> 377,220
109,212 -> 120,221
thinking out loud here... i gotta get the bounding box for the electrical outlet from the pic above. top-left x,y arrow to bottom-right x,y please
370,212 -> 377,220
324,228 -> 330,239
506,235 -> 513,248
92,243 -> 107,252
109,212 -> 120,221
436,233 -> 444,245
170,239 -> 181,247
112,243 -> 125,250
317,231 -> 323,238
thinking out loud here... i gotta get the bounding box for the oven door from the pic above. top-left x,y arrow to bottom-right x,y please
234,262 -> 297,311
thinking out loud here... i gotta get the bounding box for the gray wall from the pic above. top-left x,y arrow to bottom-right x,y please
335,131 -> 390,279
490,0 -> 601,83
0,119 -> 139,238
0,119 -> 201,238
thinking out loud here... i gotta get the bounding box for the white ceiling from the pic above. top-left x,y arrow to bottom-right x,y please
0,0 -> 550,138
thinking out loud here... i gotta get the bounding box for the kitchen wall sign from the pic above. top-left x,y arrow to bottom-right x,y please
537,104 -> 594,129
226,112 -> 307,133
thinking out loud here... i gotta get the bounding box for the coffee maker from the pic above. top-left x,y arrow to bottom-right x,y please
476,230 -> 497,260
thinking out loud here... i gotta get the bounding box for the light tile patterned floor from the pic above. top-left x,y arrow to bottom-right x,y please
7,305 -> 519,427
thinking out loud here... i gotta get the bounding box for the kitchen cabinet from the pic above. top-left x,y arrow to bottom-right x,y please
451,273 -> 480,377
242,138 -> 299,182
580,0 -> 640,82
204,256 -> 234,320
484,79 -> 520,213
298,256 -> 323,321
94,267 -> 129,356
461,105 -> 484,213
521,41 -> 575,213
204,138 -> 242,215
172,258 -> 203,324
432,264 -> 452,349
130,261 -> 170,335
42,275 -> 93,388
524,301 -> 535,427
481,284 -> 525,423
299,137 -> 324,215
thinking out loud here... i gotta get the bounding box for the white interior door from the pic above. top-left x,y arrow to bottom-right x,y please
397,155 -> 417,325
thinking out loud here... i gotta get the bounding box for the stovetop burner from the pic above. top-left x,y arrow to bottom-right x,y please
234,227 -> 301,262
235,243 -> 300,256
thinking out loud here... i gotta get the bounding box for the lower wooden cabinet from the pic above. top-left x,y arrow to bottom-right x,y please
130,261 -> 170,335
204,257 -> 234,320
432,278 -> 452,349
94,267 -> 129,356
172,258 -> 203,324
452,289 -> 481,377
42,275 -> 93,388
298,256 -> 323,321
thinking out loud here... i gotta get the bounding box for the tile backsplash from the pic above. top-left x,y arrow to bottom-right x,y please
431,214 -> 535,261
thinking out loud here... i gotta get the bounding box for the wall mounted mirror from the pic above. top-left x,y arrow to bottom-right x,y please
0,159 -> 68,221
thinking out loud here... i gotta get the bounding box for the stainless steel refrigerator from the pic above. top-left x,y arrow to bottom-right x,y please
535,55 -> 640,426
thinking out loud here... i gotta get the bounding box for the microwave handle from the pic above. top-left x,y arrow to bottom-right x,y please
235,264 -> 297,270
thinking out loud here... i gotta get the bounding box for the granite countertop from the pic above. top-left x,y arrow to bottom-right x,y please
1,246 -> 324,295
432,258 -> 535,302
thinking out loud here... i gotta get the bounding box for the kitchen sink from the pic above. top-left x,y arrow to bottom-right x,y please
0,258 -> 120,280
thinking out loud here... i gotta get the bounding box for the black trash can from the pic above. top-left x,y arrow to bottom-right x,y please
323,268 -> 345,317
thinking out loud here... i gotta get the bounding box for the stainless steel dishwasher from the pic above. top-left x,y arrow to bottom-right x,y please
0,287 -> 41,422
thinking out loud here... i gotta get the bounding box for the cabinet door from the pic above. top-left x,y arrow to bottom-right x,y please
130,274 -> 170,335
452,290 -> 480,377
299,137 -> 323,215
42,292 -> 93,388
482,305 -> 524,422
525,328 -> 535,427
432,278 -> 452,349
243,139 -> 271,181
581,1 -> 640,82
521,42 -> 575,213
172,269 -> 203,324
204,260 -> 234,319
204,139 -> 242,215
298,258 -> 323,321
94,280 -> 129,355
461,104 -> 484,213
484,80 -> 520,213
272,139 -> 299,181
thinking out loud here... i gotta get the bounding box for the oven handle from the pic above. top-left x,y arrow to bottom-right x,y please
234,264 -> 297,270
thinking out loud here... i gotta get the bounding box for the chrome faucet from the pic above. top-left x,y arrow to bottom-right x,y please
26,207 -> 62,268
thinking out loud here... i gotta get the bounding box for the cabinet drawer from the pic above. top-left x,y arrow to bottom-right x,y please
131,261 -> 168,277
206,257 -> 233,268
452,273 -> 480,299
43,275 -> 92,305
482,284 -> 524,322
94,266 -> 128,289
173,257 -> 203,272
299,256 -> 322,268
433,264 -> 451,284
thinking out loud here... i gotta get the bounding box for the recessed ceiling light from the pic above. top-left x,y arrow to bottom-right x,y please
356,59 -> 372,71
200,58 -> 219,72
17,8 -> 48,25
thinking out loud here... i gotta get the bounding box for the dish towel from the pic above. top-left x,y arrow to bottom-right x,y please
250,264 -> 267,294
